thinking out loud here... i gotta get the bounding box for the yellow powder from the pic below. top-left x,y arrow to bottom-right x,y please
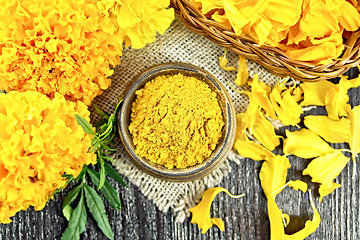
129,73 -> 225,169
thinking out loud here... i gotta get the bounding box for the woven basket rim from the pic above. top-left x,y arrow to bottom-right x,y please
170,0 -> 360,82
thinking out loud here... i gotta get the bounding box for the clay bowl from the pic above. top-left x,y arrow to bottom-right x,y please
118,62 -> 236,182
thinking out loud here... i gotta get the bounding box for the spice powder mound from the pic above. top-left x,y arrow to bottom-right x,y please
129,73 -> 225,169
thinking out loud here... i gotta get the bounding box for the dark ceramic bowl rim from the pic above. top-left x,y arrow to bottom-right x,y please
118,62 -> 236,182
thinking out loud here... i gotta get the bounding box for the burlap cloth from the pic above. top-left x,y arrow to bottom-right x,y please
92,17 -> 279,222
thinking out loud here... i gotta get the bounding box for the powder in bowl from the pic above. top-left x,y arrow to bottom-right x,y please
128,73 -> 225,169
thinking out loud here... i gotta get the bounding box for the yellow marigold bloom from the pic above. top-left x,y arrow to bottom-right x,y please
0,0 -> 174,105
0,91 -> 96,224
96,0 -> 175,49
0,0 -> 123,105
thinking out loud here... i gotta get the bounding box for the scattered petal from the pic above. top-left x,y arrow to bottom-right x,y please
303,151 -> 350,201
288,180 -> 308,193
304,115 -> 350,143
283,129 -> 335,158
300,80 -> 335,106
233,131 -> 275,160
189,187 -> 244,234
234,56 -> 249,86
348,106 -> 360,155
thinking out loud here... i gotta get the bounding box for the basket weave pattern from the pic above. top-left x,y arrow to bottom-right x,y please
170,0 -> 360,82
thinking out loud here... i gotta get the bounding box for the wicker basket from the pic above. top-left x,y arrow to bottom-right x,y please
170,0 -> 360,82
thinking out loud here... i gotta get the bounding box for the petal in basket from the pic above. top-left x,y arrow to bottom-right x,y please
170,0 -> 360,82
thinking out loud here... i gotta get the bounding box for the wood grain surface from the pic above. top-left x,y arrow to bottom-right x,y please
1,73 -> 360,240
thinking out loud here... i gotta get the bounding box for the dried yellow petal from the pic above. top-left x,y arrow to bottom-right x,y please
234,56 -> 249,86
219,49 -> 237,71
269,80 -> 303,126
251,108 -> 280,151
288,180 -> 308,193
248,75 -> 277,119
300,80 -> 335,106
348,106 -> 360,155
303,151 -> 349,201
284,190 -> 321,240
304,115 -> 350,143
233,131 -> 275,160
324,84 -> 351,120
283,129 -> 335,158
189,187 -> 244,234
260,155 -> 291,239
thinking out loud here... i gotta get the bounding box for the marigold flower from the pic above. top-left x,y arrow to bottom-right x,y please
96,0 -> 174,49
0,91 -> 96,223
0,0 -> 174,105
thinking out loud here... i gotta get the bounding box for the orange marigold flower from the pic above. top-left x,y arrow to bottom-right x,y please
0,0 -> 124,105
0,0 -> 174,105
0,91 -> 96,224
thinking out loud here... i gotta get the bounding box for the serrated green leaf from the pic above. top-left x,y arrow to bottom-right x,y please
75,165 -> 87,182
61,188 -> 87,240
75,114 -> 95,136
62,185 -> 81,209
54,174 -> 74,194
87,168 -> 121,210
93,104 -> 109,119
84,185 -> 114,240
63,205 -> 73,222
104,162 -> 128,188
96,118 -> 108,134
98,157 -> 106,190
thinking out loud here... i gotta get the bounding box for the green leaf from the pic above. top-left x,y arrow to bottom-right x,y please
93,104 -> 109,119
75,165 -> 88,182
0,90 -> 5,94
61,188 -> 87,240
75,114 -> 95,136
84,185 -> 114,240
87,168 -> 121,210
104,162 -> 128,188
63,205 -> 73,222
98,156 -> 106,190
62,185 -> 81,209
95,118 -> 108,134
54,174 -> 74,194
